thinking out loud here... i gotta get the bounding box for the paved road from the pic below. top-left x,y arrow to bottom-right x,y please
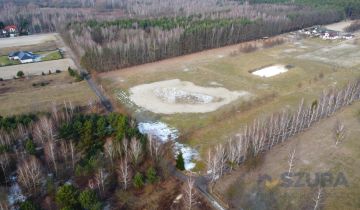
167,163 -> 227,210
57,35 -> 113,112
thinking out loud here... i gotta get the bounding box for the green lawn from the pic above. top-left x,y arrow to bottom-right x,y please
0,56 -> 20,66
0,50 -> 62,67
40,50 -> 63,61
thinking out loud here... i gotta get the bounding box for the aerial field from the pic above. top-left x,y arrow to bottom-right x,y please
0,72 -> 97,116
99,23 -> 360,169
0,33 -> 96,116
0,33 -> 57,49
213,101 -> 360,210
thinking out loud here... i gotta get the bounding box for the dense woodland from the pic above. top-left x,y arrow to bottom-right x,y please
64,5 -> 343,72
0,0 -> 359,72
0,104 -> 199,210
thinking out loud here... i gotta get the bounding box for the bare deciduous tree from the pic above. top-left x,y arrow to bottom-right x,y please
95,168 -> 108,195
118,156 -> 131,190
334,120 -> 345,146
17,157 -> 44,194
182,176 -> 197,210
0,153 -> 9,184
287,149 -> 296,176
44,140 -> 58,174
104,138 -> 116,168
313,187 -> 323,210
130,138 -> 142,165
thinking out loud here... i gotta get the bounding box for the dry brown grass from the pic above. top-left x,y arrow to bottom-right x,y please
0,73 -> 97,116
262,37 -> 286,48
214,102 -> 360,209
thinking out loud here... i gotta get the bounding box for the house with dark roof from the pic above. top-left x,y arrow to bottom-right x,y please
8,51 -> 40,64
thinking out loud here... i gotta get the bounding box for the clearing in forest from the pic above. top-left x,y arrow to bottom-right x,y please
99,22 -> 360,170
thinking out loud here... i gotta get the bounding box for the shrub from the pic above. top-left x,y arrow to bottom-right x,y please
56,184 -> 79,209
19,200 -> 38,210
146,167 -> 158,184
263,37 -> 285,48
79,189 -> 102,210
17,71 -> 25,78
56,69 -> 61,73
176,152 -> 185,171
25,139 -> 36,155
42,72 -> 45,76
133,172 -> 144,189
239,43 -> 257,53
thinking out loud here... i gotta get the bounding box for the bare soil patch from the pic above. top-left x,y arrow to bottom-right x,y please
129,79 -> 250,114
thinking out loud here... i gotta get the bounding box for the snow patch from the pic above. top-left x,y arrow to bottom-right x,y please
252,65 -> 288,77
8,183 -> 26,206
138,121 -> 199,170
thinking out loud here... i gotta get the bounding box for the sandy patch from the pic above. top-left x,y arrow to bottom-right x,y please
0,33 -> 58,49
0,58 -> 76,80
129,79 -> 249,114
251,65 -> 288,77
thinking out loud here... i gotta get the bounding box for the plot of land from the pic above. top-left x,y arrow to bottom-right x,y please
0,58 -> 75,80
325,20 -> 355,32
214,101 -> 360,210
99,24 -> 360,171
0,73 -> 97,116
0,33 -> 57,49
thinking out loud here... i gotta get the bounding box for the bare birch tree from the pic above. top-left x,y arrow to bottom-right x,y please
313,187 -> 323,210
182,176 -> 197,210
287,149 -> 296,176
118,156 -> 131,190
17,157 -> 44,194
130,138 -> 142,165
95,168 -> 108,195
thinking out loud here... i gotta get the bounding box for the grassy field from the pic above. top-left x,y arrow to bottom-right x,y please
213,101 -> 360,209
0,50 -> 62,67
0,72 -> 97,116
99,31 -> 360,164
0,55 -> 19,66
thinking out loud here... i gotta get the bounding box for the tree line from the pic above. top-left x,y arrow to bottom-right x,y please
64,6 -> 343,72
206,78 -> 360,182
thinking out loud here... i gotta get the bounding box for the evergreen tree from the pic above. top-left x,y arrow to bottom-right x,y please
133,172 -> 144,189
79,189 -> 102,210
56,184 -> 79,209
176,151 -> 185,171
25,139 -> 36,155
146,167 -> 157,184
